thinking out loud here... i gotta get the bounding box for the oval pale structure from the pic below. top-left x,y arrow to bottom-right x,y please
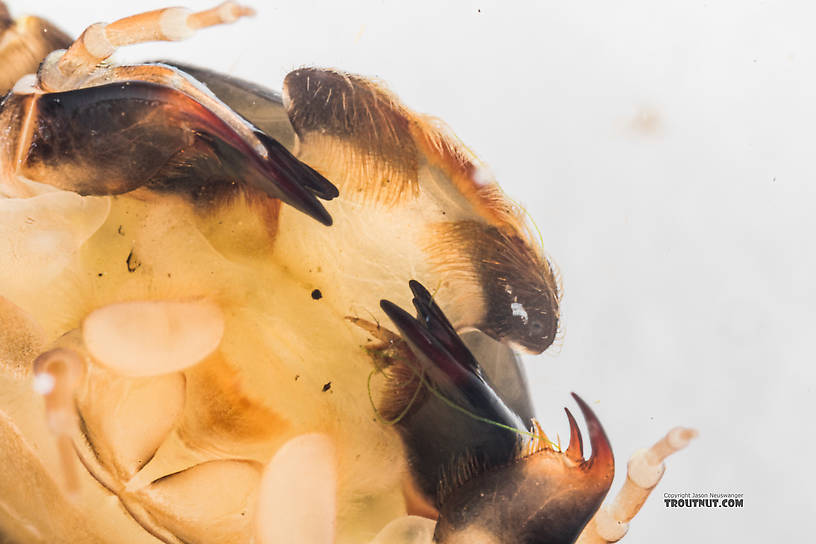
255,433 -> 337,544
82,300 -> 224,377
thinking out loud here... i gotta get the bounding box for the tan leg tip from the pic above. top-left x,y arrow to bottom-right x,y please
594,507 -> 629,542
666,427 -> 698,451
218,2 -> 257,22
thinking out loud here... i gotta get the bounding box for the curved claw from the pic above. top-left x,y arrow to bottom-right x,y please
156,61 -> 297,149
564,407 -> 584,463
253,131 -> 339,201
378,288 -> 520,427
434,394 -> 614,544
12,81 -> 337,225
379,299 -> 471,387
407,280 -> 480,373
571,393 -> 614,473
378,283 -> 525,511
377,282 -> 614,544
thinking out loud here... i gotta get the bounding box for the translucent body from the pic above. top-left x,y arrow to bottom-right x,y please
0,3 -> 693,543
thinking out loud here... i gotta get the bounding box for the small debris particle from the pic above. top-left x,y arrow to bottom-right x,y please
117,225 -> 125,235
322,381 -> 332,392
311,289 -> 323,300
97,273 -> 103,277
295,374 -> 300,381
126,249 -> 141,272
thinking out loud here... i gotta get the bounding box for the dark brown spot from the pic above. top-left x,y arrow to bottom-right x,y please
126,249 -> 141,272
311,289 -> 323,300
425,221 -> 560,354
282,68 -> 420,206
322,382 -> 331,392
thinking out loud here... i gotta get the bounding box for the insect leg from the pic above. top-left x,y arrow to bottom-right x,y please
577,427 -> 697,543
32,347 -> 86,494
38,2 -> 255,91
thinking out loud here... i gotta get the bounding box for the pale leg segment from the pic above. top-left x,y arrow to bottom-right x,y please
577,427 -> 698,543
38,2 -> 255,91
31,348 -> 86,495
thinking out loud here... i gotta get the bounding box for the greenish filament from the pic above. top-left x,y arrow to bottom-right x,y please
366,366 -> 424,426
368,356 -> 552,445
418,371 -> 539,440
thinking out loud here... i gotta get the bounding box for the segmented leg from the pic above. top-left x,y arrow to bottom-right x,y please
30,300 -> 225,497
31,347 -> 86,494
576,427 -> 697,543
38,2 -> 255,91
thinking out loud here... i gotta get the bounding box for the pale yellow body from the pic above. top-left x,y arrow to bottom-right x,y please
0,3 -> 692,543
0,190 -> 411,543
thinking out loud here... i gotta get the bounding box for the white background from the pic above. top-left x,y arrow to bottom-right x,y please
13,0 -> 814,541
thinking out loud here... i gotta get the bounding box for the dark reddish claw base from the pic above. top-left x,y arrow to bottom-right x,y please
379,281 -> 615,544
15,81 -> 337,225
